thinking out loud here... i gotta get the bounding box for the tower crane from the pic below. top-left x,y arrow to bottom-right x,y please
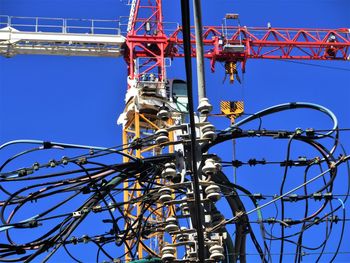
118,1 -> 350,259
0,0 -> 349,262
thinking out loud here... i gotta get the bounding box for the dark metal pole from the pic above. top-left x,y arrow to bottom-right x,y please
180,0 -> 206,261
192,0 -> 206,101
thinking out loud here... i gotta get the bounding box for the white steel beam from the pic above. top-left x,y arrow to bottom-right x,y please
0,27 -> 125,57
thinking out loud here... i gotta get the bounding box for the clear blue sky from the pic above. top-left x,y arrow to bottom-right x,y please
0,0 -> 349,262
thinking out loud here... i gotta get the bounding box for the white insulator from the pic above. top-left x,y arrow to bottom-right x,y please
202,158 -> 217,176
161,162 -> 176,180
177,227 -> 189,242
164,217 -> 179,233
157,108 -> 170,121
166,216 -> 177,224
161,246 -> 176,261
179,197 -> 189,215
202,123 -> 217,140
158,187 -> 173,203
197,97 -> 213,115
164,223 -> 179,233
155,129 -> 169,145
209,244 -> 225,261
205,184 -> 221,202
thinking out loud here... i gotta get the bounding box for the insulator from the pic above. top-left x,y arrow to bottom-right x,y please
202,158 -> 217,176
201,123 -> 216,141
161,162 -> 176,180
61,156 -> 69,165
177,227 -> 190,242
209,244 -> 225,261
157,107 -> 170,121
295,127 -> 303,135
161,246 -> 176,261
49,159 -> 56,168
82,235 -> 90,244
32,162 -> 40,171
205,184 -> 221,202
197,97 -> 213,115
164,217 -> 179,233
179,197 -> 189,215
158,187 -> 173,203
155,129 -> 169,145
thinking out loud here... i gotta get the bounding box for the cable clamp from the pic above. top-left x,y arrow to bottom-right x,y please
72,211 -> 82,218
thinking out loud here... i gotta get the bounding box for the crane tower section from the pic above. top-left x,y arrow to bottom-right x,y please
119,0 -> 186,259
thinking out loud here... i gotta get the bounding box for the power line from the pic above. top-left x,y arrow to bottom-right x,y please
211,155 -> 350,231
273,59 -> 350,72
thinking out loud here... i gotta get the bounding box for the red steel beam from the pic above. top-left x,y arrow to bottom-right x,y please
161,26 -> 350,72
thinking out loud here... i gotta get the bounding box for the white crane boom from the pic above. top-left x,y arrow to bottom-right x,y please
0,16 -> 125,57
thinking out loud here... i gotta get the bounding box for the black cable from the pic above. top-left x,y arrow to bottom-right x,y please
0,100 -> 348,262
213,171 -> 269,262
91,239 -> 114,262
295,164 -> 312,263
279,134 -> 295,263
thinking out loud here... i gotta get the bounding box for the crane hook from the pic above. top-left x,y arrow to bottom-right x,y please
225,61 -> 241,84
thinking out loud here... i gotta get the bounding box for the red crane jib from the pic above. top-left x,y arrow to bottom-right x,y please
126,26 -> 350,73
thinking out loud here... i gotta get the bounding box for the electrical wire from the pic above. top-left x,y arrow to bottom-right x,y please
0,100 -> 349,262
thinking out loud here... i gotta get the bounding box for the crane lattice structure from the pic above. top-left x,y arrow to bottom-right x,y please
0,0 -> 350,262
